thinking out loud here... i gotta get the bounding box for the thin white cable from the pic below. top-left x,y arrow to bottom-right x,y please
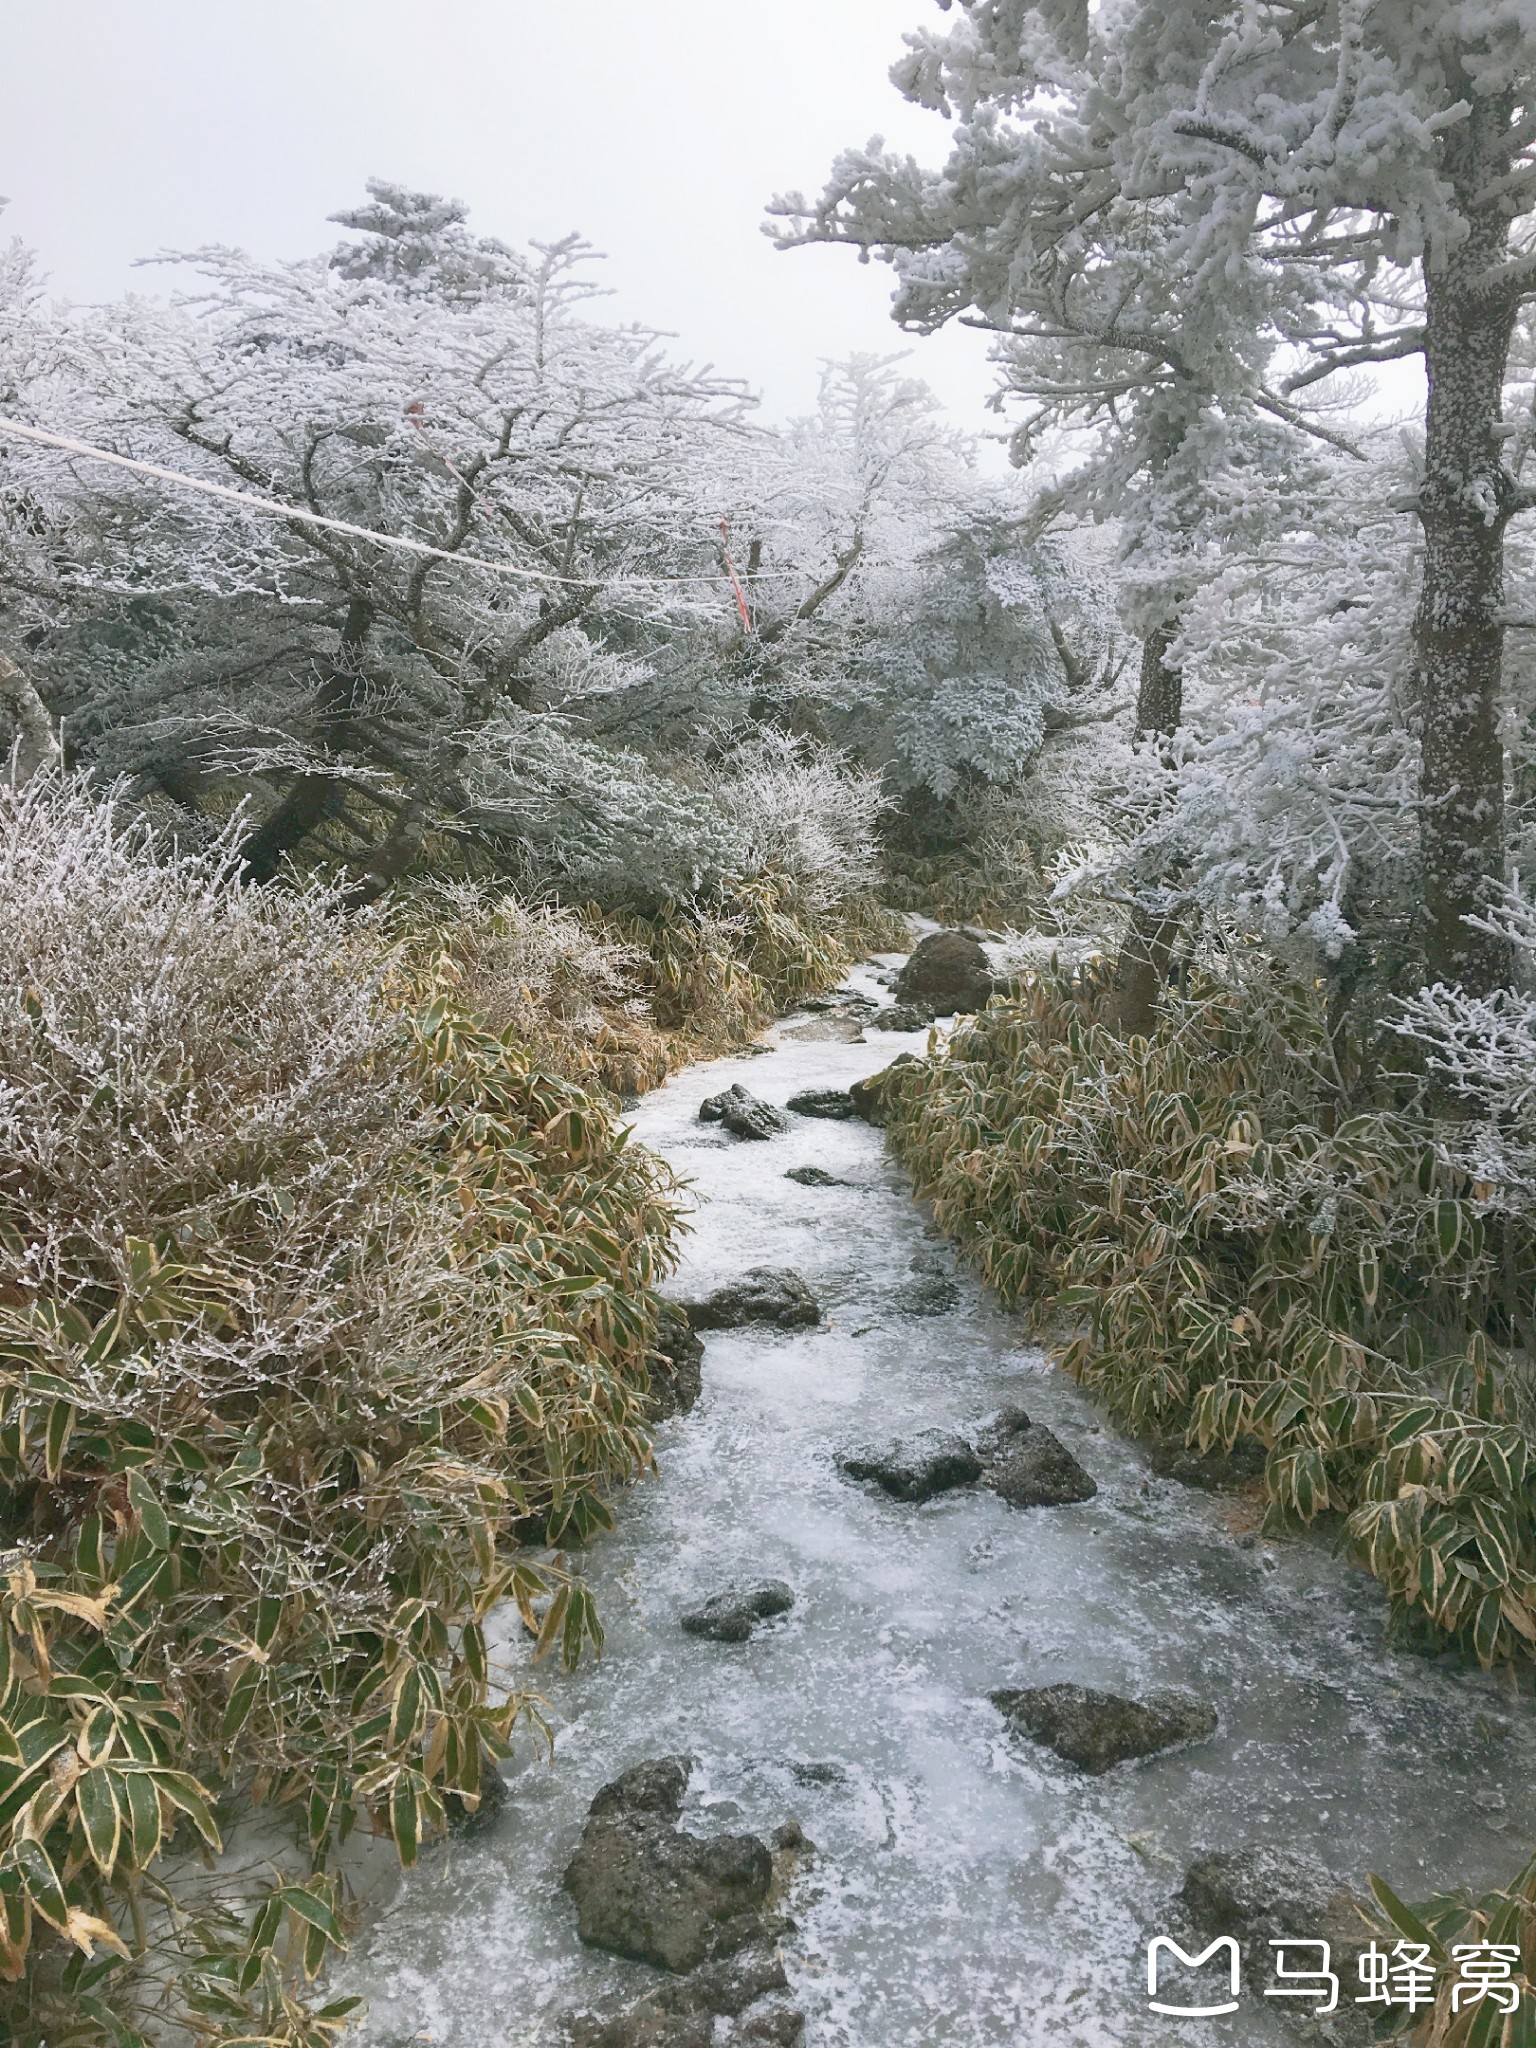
0,415 -> 806,592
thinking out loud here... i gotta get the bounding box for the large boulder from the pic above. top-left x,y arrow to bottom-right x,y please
681,1580 -> 796,1643
848,1054 -> 921,1127
978,1406 -> 1097,1507
893,931 -> 995,1017
647,1303 -> 705,1421
562,1757 -> 775,1974
1175,1848 -> 1374,2040
678,1268 -> 821,1332
699,1085 -> 789,1140
785,1087 -> 859,1121
990,1683 -> 1217,1773
837,1429 -> 983,1503
563,1943 -> 795,2048
1175,1846 -> 1370,1970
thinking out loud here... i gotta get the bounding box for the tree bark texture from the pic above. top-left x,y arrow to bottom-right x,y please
0,650 -> 62,786
1411,85 -> 1523,995
240,599 -> 374,884
1114,621 -> 1184,1034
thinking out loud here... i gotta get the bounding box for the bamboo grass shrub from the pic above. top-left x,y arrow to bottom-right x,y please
1365,1853 -> 1536,2044
604,876 -> 906,1061
394,872 -> 906,1099
885,961 -> 1536,1670
0,782 -> 681,2046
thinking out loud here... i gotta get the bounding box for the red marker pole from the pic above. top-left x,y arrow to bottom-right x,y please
719,520 -> 753,633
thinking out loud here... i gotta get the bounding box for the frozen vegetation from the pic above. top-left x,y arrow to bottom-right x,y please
6,4 -> 1536,2044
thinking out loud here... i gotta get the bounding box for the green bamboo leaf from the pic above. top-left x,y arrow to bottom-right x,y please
125,1470 -> 171,1553
391,1775 -> 421,1867
76,1765 -> 124,1876
153,1769 -> 222,1850
43,1401 -> 75,1483
122,1766 -> 162,1867
1436,1199 -> 1464,1261
461,1621 -> 487,1689
253,1594 -> 283,1652
278,1885 -> 343,1946
77,1702 -> 118,1767
533,1585 -> 570,1664
1367,1875 -> 1445,1959
222,1660 -> 261,1744
245,1892 -> 285,1959
1473,1589 -> 1503,1667
14,1837 -> 68,1931
389,1663 -> 423,1752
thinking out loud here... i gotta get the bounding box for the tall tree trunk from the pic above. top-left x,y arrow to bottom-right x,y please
0,650 -> 61,785
1412,92 -> 1520,995
1113,620 -> 1184,1033
240,599 -> 373,884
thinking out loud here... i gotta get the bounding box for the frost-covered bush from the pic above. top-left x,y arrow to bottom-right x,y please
463,715 -> 750,912
404,885 -> 646,1040
1396,885 -> 1536,1212
714,732 -> 885,916
0,779 -> 680,2046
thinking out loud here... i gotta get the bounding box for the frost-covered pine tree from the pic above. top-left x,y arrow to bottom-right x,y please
5,185 -> 759,895
774,1 -> 1536,1000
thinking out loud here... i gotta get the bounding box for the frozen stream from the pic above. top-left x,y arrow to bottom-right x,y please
337,958 -> 1536,2047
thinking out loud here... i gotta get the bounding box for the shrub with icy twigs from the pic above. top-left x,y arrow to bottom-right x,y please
0,781 -> 680,2046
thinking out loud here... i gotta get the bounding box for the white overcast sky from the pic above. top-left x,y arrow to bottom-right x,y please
1,1 -> 1010,453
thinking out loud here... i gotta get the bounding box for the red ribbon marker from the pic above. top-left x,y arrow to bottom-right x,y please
719,519 -> 753,632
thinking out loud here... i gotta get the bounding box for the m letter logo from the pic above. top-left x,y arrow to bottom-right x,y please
1147,1936 -> 1242,2017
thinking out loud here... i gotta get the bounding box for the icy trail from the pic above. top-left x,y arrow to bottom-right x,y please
337,959 -> 1536,2047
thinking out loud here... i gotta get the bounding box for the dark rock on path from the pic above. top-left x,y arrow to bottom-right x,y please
699,1085 -> 788,1140
890,1273 -> 961,1317
562,1756 -> 775,1973
648,1303 -> 705,1421
681,1580 -> 795,1642
870,1002 -> 935,1032
1149,1437 -> 1267,1490
893,930 -> 996,1016
443,1742 -> 508,1836
563,1942 -> 796,2047
977,1405 -> 1097,1507
1176,1846 -> 1367,1963
683,1946 -> 792,2017
783,1166 -> 844,1188
799,989 -> 876,1015
734,2009 -> 806,2046
780,1014 -> 866,1044
991,1683 -> 1217,1773
785,1087 -> 858,1120
787,1760 -> 847,1788
566,2011 -> 711,2048
680,1268 -> 821,1332
837,1429 -> 983,1502
848,1054 -> 921,1127
1176,1848 -> 1373,2040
